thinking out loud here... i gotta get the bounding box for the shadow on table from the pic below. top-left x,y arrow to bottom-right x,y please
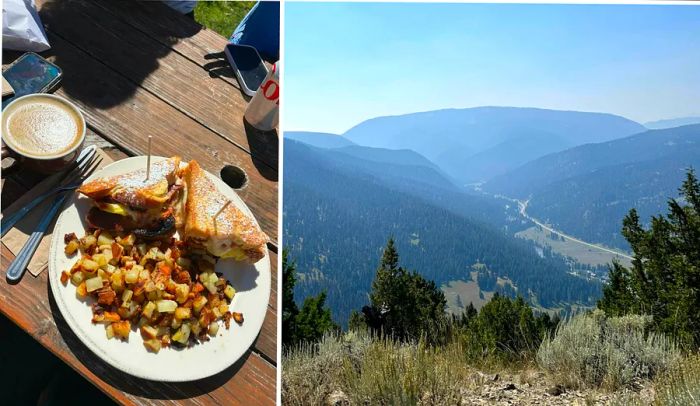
47,279 -> 258,400
203,52 -> 235,80
243,119 -> 279,182
37,0 -> 201,109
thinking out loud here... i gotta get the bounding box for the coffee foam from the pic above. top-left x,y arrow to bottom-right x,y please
3,96 -> 83,157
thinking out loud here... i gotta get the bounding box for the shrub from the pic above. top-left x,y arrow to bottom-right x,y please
282,332 -> 371,406
283,331 -> 471,405
655,354 -> 700,406
537,310 -> 681,390
341,337 -> 469,405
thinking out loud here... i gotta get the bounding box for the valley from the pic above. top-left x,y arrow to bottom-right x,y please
284,111 -> 699,326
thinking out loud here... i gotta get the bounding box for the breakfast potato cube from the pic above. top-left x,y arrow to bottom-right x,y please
64,239 -> 80,255
76,281 -> 88,298
97,231 -> 114,247
122,233 -> 136,246
175,284 -> 190,304
174,307 -> 191,320
71,271 -> 85,286
111,320 -> 131,340
224,285 -> 236,301
218,303 -> 229,316
92,311 -> 120,323
121,289 -> 133,307
97,287 -> 117,306
125,268 -> 139,285
111,242 -> 124,260
80,235 -> 97,252
111,270 -> 124,293
193,296 -> 208,314
156,300 -> 177,313
140,325 -> 158,339
82,259 -> 99,272
172,323 -> 191,345
143,338 -> 162,353
60,271 -> 70,285
208,322 -> 219,336
142,301 -> 156,319
92,253 -> 109,267
85,275 -> 103,293
106,324 -> 115,339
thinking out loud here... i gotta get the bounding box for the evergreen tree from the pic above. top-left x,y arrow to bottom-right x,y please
599,169 -> 700,347
282,250 -> 338,347
282,249 -> 298,347
362,238 -> 447,342
294,292 -> 339,343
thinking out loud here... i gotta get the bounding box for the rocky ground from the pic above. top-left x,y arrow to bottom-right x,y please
456,371 -> 655,405
324,370 -> 656,405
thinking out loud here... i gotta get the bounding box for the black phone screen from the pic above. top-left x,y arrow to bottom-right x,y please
227,44 -> 268,92
2,53 -> 62,107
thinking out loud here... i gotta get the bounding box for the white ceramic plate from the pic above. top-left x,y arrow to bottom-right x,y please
48,156 -> 271,382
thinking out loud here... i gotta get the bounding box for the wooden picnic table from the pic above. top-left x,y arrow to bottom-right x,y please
1,1 -> 278,404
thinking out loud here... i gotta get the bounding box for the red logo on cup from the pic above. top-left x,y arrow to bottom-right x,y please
260,80 -> 279,104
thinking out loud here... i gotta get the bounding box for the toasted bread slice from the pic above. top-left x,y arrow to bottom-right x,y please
78,156 -> 182,209
182,160 -> 268,263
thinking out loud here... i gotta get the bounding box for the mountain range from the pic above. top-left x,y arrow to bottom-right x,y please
341,107 -> 646,183
486,124 -> 700,250
644,116 -> 700,130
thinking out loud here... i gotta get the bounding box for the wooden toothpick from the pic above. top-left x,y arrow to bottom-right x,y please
214,200 -> 231,219
145,136 -> 152,181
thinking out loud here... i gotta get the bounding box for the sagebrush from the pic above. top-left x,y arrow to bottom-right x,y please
537,311 -> 681,390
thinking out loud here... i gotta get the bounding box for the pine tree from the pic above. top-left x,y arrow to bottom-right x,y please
599,168 -> 700,347
363,238 -> 447,342
282,249 -> 299,347
294,292 -> 339,343
282,250 -> 338,346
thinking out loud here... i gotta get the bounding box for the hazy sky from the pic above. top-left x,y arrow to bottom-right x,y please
284,2 -> 700,134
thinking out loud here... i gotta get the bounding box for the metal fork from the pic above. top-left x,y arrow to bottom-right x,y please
1,146 -> 101,237
5,191 -> 71,281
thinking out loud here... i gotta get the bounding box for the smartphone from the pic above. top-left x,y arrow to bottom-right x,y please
2,52 -> 62,108
224,44 -> 268,97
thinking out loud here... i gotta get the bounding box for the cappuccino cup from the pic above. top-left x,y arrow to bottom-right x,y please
1,94 -> 86,174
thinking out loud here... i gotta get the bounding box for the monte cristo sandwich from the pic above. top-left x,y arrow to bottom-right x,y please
77,156 -> 185,238
181,160 -> 268,263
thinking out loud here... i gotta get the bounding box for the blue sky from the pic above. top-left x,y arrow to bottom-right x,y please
284,2 -> 700,134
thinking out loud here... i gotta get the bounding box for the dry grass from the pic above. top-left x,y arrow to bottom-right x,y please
655,353 -> 700,405
537,311 -> 681,391
283,331 -> 474,405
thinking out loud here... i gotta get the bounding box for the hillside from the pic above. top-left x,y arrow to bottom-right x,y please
284,131 -> 356,148
332,145 -> 446,175
486,124 -> 700,249
342,107 -> 645,182
284,141 -> 601,324
645,116 -> 700,129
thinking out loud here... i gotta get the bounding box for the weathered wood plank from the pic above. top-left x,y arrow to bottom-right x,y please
36,0 -> 278,171
92,0 -> 243,89
0,243 -> 276,405
35,32 -> 278,243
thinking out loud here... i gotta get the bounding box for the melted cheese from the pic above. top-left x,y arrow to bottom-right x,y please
220,247 -> 247,261
204,240 -> 247,261
96,202 -> 128,216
